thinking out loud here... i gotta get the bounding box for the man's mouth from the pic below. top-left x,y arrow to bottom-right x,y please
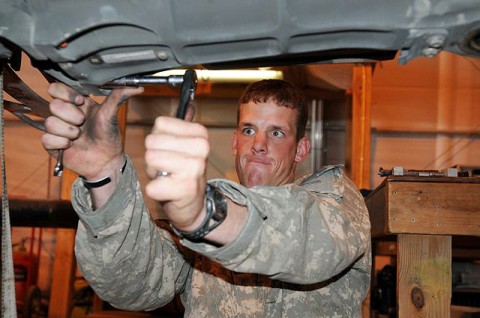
246,156 -> 272,165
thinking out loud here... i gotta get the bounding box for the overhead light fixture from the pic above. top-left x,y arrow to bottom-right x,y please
152,69 -> 283,84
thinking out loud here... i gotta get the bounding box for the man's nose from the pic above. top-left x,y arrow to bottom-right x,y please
252,133 -> 267,153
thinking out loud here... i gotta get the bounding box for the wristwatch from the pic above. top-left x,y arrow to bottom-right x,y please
172,184 -> 228,241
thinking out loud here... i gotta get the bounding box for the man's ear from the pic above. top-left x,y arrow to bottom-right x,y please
295,136 -> 311,163
232,130 -> 238,156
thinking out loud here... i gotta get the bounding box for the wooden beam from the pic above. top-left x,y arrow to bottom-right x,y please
48,169 -> 77,318
305,88 -> 345,101
397,234 -> 452,318
140,82 -> 256,100
434,53 -> 456,170
366,176 -> 480,237
388,180 -> 480,236
141,82 -> 212,97
347,64 -> 372,189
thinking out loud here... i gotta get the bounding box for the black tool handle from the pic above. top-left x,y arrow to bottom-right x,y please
176,70 -> 197,119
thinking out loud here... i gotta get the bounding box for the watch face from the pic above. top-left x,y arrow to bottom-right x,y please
209,186 -> 228,222
172,185 -> 228,241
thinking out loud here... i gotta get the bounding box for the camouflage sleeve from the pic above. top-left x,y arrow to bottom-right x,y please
182,166 -> 371,285
70,155 -> 192,311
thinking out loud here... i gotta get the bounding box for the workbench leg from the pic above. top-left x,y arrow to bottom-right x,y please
397,234 -> 452,318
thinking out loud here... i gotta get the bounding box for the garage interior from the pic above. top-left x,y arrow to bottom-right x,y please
4,51 -> 480,317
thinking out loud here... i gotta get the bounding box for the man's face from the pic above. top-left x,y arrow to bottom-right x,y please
232,100 -> 310,188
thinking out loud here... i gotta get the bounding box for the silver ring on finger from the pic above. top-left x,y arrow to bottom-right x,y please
157,171 -> 171,178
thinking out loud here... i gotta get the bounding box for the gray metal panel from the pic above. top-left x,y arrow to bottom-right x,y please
1,0 -> 479,94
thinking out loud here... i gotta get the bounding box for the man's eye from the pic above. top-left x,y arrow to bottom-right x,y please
242,128 -> 255,136
272,130 -> 285,138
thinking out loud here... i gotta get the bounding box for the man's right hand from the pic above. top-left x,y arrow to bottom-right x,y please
41,83 -> 143,206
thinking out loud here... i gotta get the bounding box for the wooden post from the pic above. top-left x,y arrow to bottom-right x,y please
348,64 -> 373,318
364,176 -> 480,317
348,64 -> 372,189
397,234 -> 452,318
48,103 -> 129,317
48,170 -> 78,318
434,53 -> 456,170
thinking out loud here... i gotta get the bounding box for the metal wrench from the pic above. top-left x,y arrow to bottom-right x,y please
53,149 -> 63,176
52,70 -> 197,177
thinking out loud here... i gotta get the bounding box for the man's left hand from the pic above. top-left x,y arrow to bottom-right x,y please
144,116 -> 210,232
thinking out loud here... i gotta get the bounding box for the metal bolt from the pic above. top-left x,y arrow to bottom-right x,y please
89,56 -> 103,64
61,62 -> 73,70
427,35 -> 445,48
423,47 -> 440,58
157,51 -> 169,61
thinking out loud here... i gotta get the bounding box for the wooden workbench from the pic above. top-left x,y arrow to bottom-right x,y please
365,175 -> 480,317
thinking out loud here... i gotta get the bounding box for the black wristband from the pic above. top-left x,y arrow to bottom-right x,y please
171,184 -> 228,241
81,158 -> 128,189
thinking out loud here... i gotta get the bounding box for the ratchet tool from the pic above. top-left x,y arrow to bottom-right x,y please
2,63 -> 197,176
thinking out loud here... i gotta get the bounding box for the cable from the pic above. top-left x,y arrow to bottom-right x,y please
1,65 -> 18,317
421,56 -> 480,170
422,127 -> 480,169
8,157 -> 50,195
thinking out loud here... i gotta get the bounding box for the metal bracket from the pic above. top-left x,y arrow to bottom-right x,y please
399,29 -> 449,65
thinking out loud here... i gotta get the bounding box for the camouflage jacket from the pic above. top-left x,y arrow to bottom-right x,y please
71,157 -> 371,318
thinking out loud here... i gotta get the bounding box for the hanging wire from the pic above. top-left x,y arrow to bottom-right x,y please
8,157 -> 50,195
423,136 -> 479,170
1,64 -> 18,318
421,56 -> 480,170
464,56 -> 480,73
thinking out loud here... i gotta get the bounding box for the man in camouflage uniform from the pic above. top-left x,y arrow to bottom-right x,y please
42,80 -> 371,317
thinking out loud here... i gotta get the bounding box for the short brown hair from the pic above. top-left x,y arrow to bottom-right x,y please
238,79 -> 309,141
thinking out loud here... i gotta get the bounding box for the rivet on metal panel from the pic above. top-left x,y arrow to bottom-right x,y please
427,35 -> 446,48
62,63 -> 73,70
89,56 -> 103,64
422,47 -> 440,57
157,51 -> 169,61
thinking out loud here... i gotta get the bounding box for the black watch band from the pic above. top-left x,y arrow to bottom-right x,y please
81,158 -> 128,189
171,184 -> 228,241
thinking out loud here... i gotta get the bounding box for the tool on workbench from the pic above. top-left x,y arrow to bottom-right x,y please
378,166 -> 469,177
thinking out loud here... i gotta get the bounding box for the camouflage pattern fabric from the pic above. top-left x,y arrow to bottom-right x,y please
71,156 -> 371,317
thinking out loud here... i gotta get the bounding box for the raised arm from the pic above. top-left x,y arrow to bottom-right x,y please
41,83 -> 194,310
183,167 -> 371,286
